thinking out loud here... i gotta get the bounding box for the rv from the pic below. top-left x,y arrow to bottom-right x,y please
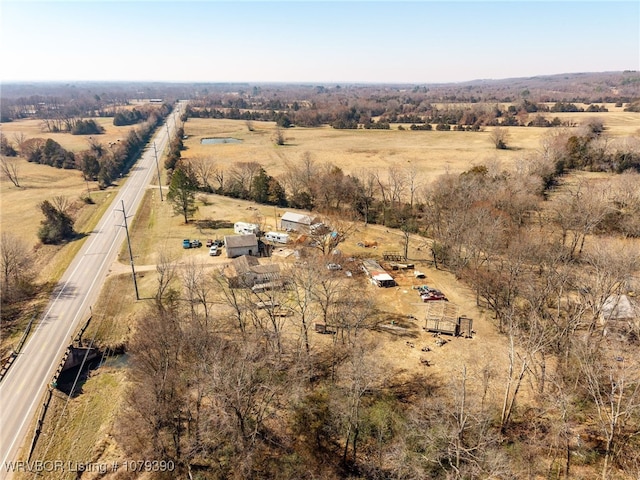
264,232 -> 290,244
234,222 -> 259,235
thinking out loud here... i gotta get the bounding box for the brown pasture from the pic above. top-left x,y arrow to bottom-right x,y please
0,117 -> 134,153
182,106 -> 640,185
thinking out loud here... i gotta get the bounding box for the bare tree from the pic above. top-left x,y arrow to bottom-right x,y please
181,259 -> 213,324
228,161 -> 262,196
188,157 -> 216,192
213,270 -> 250,335
11,132 -> 27,155
353,168 -> 379,225
287,263 -> 320,357
0,156 -> 21,187
155,250 -> 178,308
273,125 -> 285,146
549,179 -> 612,259
335,340 -> 380,465
577,337 -> 640,480
387,166 -> 407,209
490,127 -> 510,149
405,165 -> 420,209
306,215 -> 357,256
0,232 -> 32,304
577,238 -> 640,330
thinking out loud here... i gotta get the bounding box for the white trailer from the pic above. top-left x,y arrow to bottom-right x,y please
234,222 -> 259,235
264,232 -> 290,244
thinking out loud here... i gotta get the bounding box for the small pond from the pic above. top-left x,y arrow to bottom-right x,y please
201,137 -> 243,145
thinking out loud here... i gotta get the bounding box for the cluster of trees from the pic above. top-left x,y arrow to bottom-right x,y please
113,108 -> 152,126
415,163 -> 640,479
119,256 -> 405,479
0,195 -> 77,329
186,100 -> 583,130
26,138 -> 76,169
70,119 -> 104,135
0,82 -> 189,123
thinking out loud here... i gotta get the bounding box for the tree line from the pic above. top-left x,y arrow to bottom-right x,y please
2,103 -> 174,188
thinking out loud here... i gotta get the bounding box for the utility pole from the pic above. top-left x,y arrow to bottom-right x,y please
152,142 -> 164,201
117,200 -> 140,300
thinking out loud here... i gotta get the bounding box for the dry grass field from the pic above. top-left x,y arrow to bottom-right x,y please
182,104 -> 640,185
183,118 -> 538,182
0,118 -> 135,153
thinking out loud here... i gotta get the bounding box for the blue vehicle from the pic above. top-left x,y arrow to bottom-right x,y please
183,239 -> 191,249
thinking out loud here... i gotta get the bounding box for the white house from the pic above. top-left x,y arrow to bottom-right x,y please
224,234 -> 259,258
223,255 -> 281,288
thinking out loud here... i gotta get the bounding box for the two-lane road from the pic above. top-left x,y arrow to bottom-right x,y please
0,104 -> 183,479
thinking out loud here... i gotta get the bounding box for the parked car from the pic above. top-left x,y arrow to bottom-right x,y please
183,239 -> 191,249
206,239 -> 214,247
326,263 -> 342,271
209,245 -> 219,256
190,239 -> 202,248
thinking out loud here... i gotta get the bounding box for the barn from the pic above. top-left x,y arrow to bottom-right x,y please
224,234 -> 259,258
280,212 -> 318,232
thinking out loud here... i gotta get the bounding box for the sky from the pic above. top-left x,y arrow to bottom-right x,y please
1,0 -> 638,84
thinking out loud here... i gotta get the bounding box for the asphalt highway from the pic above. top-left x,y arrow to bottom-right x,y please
0,104 -> 183,479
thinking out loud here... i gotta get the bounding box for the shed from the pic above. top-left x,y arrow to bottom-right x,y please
224,234 -> 258,258
280,212 -> 318,232
361,259 -> 396,288
601,294 -> 636,322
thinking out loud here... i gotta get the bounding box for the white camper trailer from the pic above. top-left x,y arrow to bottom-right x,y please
234,222 -> 259,235
264,232 -> 290,244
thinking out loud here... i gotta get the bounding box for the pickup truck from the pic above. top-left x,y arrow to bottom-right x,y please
183,239 -> 202,249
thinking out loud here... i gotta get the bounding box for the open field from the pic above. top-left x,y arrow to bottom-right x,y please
182,106 -> 640,184
0,158 -> 117,271
183,119 -> 539,182
0,118 -> 135,154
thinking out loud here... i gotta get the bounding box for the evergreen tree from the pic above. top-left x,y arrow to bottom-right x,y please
37,200 -> 75,244
167,166 -> 198,223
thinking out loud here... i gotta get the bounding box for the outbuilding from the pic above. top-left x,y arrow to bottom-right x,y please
280,212 -> 318,232
224,234 -> 259,258
361,259 -> 396,288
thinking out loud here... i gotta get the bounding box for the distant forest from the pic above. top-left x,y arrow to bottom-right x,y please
2,71 -> 639,127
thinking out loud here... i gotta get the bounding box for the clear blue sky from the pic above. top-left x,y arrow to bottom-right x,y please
1,1 -> 638,83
